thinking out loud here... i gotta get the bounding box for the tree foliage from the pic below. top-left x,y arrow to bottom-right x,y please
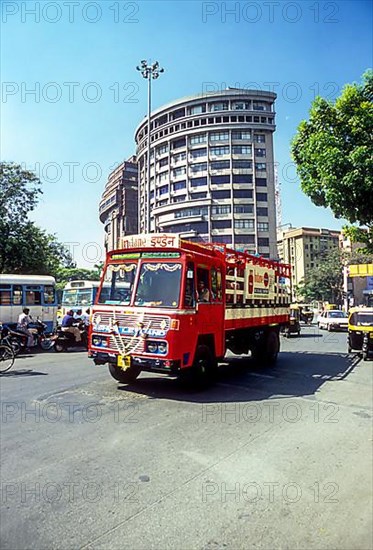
291,70 -> 373,252
0,162 -> 74,275
295,248 -> 373,303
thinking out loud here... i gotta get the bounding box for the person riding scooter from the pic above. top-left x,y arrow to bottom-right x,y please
61,310 -> 82,343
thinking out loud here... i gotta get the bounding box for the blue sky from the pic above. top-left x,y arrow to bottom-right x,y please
1,0 -> 372,267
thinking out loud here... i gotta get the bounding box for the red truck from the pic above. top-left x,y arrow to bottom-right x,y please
88,234 -> 291,387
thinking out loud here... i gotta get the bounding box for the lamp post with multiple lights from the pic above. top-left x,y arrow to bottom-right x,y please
136,60 -> 164,233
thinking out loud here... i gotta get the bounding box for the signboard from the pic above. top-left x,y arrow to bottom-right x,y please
245,265 -> 276,300
348,264 -> 373,277
118,234 -> 180,250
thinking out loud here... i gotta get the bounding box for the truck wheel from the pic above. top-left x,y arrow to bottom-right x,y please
182,345 -> 217,390
252,330 -> 280,366
108,363 -> 141,384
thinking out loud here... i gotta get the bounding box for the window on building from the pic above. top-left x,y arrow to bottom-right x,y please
210,102 -> 228,111
191,192 -> 207,200
232,145 -> 252,155
255,148 -> 266,157
254,116 -> 260,122
234,204 -> 254,214
212,205 -> 231,215
255,163 -> 266,171
210,146 -> 230,156
158,186 -> 168,196
173,166 -> 186,177
258,222 -> 269,232
189,104 -> 205,115
233,174 -> 252,184
212,235 -> 232,244
190,176 -> 208,187
190,162 -> 207,173
212,220 -> 232,229
256,178 -> 267,186
236,235 -> 255,244
175,206 -> 208,219
233,160 -> 252,169
256,192 -> 268,202
190,133 -> 207,144
234,219 -> 255,229
211,175 -> 230,184
173,180 -> 186,191
232,131 -> 251,140
190,148 -> 207,159
254,134 -> 265,143
156,143 -> 168,155
159,157 -> 168,167
210,160 -> 230,170
258,237 -> 270,247
232,101 -> 250,110
173,151 -> 186,163
210,131 -> 229,141
212,190 -> 231,199
172,137 -> 186,149
233,189 -> 253,199
256,207 -> 268,216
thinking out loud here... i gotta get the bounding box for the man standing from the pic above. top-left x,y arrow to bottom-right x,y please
17,308 -> 34,351
61,310 -> 82,342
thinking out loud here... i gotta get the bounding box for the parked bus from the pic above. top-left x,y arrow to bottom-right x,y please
0,274 -> 57,332
61,280 -> 102,315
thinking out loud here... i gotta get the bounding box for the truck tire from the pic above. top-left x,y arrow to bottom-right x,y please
109,363 -> 141,384
251,330 -> 280,366
181,345 -> 217,390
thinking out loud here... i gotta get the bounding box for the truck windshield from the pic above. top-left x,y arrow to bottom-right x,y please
134,262 -> 182,308
97,263 -> 137,305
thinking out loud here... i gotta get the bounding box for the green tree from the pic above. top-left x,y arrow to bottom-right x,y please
296,248 -> 373,303
0,162 -> 74,274
291,70 -> 373,252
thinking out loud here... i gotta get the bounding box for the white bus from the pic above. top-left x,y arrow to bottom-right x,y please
61,280 -> 102,315
0,274 -> 57,332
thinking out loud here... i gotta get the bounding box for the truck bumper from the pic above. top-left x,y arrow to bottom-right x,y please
89,351 -> 181,375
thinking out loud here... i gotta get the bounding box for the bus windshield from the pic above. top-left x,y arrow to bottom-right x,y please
97,263 -> 137,305
134,262 -> 182,308
62,288 -> 93,307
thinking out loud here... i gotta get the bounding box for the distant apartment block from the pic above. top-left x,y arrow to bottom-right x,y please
277,227 -> 341,298
99,157 -> 138,251
134,88 -> 278,258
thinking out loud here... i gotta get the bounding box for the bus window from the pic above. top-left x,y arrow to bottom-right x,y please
197,268 -> 211,302
211,268 -> 222,301
25,287 -> 42,305
13,285 -> 23,305
44,285 -> 56,304
184,263 -> 195,308
0,286 -> 11,305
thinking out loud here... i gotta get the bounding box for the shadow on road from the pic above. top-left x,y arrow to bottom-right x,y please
0,369 -> 48,377
117,351 -> 362,404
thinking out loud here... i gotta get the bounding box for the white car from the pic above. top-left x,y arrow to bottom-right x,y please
317,310 -> 348,331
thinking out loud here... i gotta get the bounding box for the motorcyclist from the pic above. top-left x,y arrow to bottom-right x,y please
17,308 -> 34,351
61,310 -> 82,343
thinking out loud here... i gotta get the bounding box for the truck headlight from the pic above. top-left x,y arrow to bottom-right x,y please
157,342 -> 167,354
147,341 -> 158,353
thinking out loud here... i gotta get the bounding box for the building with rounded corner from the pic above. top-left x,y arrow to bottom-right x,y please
134,88 -> 278,258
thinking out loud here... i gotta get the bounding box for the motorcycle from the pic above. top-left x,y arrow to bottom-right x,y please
54,322 -> 88,352
0,319 -> 54,354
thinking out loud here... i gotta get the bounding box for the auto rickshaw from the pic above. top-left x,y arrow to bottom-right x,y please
283,304 -> 301,337
347,307 -> 373,360
298,303 -> 314,324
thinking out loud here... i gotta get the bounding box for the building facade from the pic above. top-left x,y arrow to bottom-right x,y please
134,88 -> 278,258
277,227 -> 341,298
99,157 -> 138,251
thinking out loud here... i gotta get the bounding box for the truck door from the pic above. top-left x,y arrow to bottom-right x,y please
196,266 -> 225,357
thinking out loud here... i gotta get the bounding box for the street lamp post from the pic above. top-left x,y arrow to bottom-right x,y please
136,60 -> 164,233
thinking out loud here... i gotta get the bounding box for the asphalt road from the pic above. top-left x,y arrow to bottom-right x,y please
0,325 -> 372,550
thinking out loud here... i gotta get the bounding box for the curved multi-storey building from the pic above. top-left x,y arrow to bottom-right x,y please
135,88 -> 277,258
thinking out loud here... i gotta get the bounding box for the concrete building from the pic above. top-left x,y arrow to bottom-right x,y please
99,157 -> 138,251
277,227 -> 341,298
134,88 -> 278,258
